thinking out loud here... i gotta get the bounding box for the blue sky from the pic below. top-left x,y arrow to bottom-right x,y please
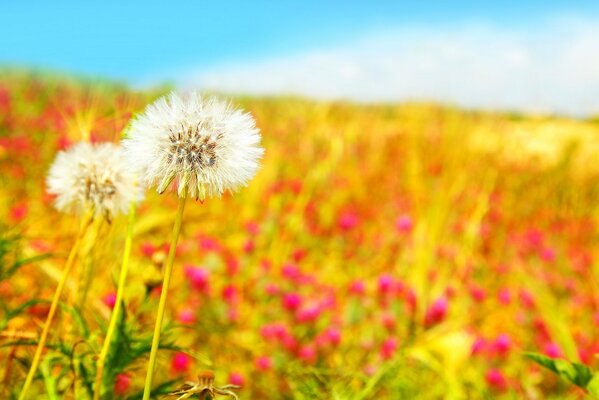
2,2 -> 599,114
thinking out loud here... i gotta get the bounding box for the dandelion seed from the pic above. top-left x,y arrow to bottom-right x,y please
122,92 -> 263,201
46,142 -> 142,220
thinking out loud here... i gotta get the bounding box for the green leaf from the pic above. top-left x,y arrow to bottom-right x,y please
525,353 -> 594,390
587,375 -> 599,398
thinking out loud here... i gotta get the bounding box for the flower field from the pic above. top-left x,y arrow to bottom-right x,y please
1,71 -> 598,399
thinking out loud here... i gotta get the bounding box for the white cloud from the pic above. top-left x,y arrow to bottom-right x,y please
180,19 -> 599,116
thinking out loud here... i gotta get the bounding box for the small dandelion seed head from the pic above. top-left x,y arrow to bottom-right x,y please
46,142 -> 143,219
122,92 -> 264,200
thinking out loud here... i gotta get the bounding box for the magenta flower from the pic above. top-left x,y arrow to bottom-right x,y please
338,212 -> 359,231
228,372 -> 245,386
255,356 -> 272,371
486,368 -> 507,391
395,214 -> 413,233
424,297 -> 448,327
171,352 -> 191,374
282,293 -> 302,311
381,338 -> 398,360
184,266 -> 210,292
102,292 -> 116,309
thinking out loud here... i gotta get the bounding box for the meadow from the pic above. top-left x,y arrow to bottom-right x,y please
0,71 -> 598,399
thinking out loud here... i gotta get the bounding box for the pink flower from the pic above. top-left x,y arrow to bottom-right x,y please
178,308 -> 195,324
226,258 -> 240,276
498,288 -> 511,305
114,373 -> 131,395
260,322 -> 288,341
381,338 -> 398,359
282,263 -> 302,281
338,212 -> 359,231
493,334 -> 511,356
140,242 -> 156,257
540,247 -> 556,262
486,369 -> 507,391
298,344 -> 317,364
395,214 -> 413,233
198,236 -> 220,252
265,283 -> 280,295
9,203 -> 28,222
378,274 -> 394,295
382,313 -> 396,331
469,285 -> 487,302
246,221 -> 260,235
229,372 -> 245,386
519,289 -> 535,309
543,342 -> 562,358
102,292 -> 116,309
255,356 -> 272,371
222,285 -> 239,304
243,239 -> 255,253
282,293 -> 302,311
471,337 -> 487,355
324,327 -> 341,346
424,297 -> 448,327
349,280 -> 366,296
171,352 -> 191,374
184,266 -> 210,292
282,333 -> 298,352
296,306 -> 321,323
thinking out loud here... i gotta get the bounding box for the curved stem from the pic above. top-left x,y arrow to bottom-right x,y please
93,203 -> 136,400
142,195 -> 186,400
19,210 -> 94,400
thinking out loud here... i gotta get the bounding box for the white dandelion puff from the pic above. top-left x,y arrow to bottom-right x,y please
121,92 -> 263,201
46,142 -> 143,220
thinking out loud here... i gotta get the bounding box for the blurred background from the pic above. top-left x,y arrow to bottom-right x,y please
2,1 -> 599,116
1,2 -> 599,400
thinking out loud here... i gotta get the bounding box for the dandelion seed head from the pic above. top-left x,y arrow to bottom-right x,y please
46,142 -> 143,219
122,92 -> 263,200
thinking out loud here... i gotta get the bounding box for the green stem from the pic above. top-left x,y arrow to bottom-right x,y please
93,203 -> 136,400
142,195 -> 186,400
19,210 -> 94,400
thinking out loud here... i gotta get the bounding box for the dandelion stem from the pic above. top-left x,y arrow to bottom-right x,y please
142,195 -> 187,400
19,209 -> 94,400
93,202 -> 136,400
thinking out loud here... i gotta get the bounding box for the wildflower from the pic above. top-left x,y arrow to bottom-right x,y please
228,372 -> 244,387
46,142 -> 142,220
114,373 -> 131,396
349,280 -> 366,296
381,338 -> 398,359
255,356 -> 273,371
378,274 -> 394,294
395,214 -> 413,233
298,344 -> 317,364
339,211 -> 359,231
498,287 -> 511,305
9,202 -> 28,222
471,337 -> 487,355
102,292 -> 116,309
543,342 -> 562,358
122,92 -> 263,201
178,308 -> 195,324
424,297 -> 448,327
282,293 -> 302,311
184,266 -> 210,292
486,368 -> 507,391
493,333 -> 511,356
171,352 -> 191,374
